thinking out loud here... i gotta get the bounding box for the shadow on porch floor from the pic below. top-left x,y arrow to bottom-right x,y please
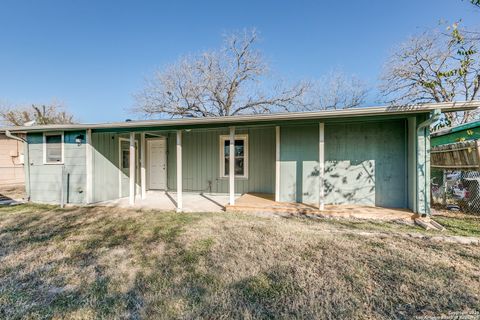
226,193 -> 416,221
92,191 -> 234,212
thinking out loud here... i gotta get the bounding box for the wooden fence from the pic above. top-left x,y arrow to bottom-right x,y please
431,140 -> 480,170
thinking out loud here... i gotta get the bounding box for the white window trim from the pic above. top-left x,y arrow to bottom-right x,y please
219,134 -> 248,179
43,132 -> 65,165
118,137 -> 140,198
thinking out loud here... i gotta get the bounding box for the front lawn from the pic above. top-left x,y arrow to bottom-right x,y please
0,204 -> 479,319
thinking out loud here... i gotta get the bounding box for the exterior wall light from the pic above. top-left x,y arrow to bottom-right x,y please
75,134 -> 85,146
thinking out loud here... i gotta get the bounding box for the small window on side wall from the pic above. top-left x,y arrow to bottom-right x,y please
219,134 -> 248,178
44,133 -> 64,164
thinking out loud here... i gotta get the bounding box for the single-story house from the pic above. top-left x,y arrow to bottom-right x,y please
0,133 -> 24,186
2,101 -> 478,216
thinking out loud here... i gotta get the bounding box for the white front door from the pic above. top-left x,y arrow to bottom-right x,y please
148,139 -> 167,189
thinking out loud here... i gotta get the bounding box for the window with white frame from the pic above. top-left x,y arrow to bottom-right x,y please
219,134 -> 248,178
43,133 -> 64,164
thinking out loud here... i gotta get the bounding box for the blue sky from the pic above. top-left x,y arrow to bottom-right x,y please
0,0 -> 478,123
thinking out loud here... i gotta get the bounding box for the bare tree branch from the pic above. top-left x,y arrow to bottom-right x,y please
0,101 -> 75,126
380,29 -> 480,127
304,70 -> 368,110
133,29 -> 310,118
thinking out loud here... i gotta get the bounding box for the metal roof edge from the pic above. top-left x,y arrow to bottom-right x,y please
1,100 -> 478,133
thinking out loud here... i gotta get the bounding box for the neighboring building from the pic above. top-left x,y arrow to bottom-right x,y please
431,120 -> 480,147
0,133 -> 24,186
1,101 -> 477,216
430,121 -> 480,213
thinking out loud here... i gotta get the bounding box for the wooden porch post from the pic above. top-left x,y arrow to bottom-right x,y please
140,132 -> 146,200
275,126 -> 280,202
319,123 -> 325,211
129,132 -> 135,205
229,126 -> 235,205
176,130 -> 183,212
86,129 -> 93,204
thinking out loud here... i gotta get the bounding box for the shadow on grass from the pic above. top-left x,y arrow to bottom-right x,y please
0,204 -> 204,319
1,204 -> 480,319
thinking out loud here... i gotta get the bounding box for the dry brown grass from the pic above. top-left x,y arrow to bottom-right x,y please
0,184 -> 25,201
0,204 -> 479,319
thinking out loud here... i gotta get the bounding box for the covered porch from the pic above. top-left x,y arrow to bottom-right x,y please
87,125 -> 275,212
85,115 -> 430,216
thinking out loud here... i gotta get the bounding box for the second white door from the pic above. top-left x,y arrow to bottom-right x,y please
148,139 -> 167,190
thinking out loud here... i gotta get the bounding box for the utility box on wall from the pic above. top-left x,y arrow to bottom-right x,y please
0,134 -> 25,186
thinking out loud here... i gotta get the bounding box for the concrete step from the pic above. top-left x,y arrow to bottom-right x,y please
414,218 -> 446,231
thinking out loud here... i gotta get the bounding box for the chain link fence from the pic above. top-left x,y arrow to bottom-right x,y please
431,168 -> 480,214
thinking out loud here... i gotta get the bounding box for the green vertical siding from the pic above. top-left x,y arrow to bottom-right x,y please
92,128 -> 274,202
91,132 -> 142,202
167,127 -> 275,194
278,120 -> 408,208
91,132 -> 120,202
24,117 -> 426,211
325,120 -> 407,208
279,125 -> 319,203
27,131 -> 86,204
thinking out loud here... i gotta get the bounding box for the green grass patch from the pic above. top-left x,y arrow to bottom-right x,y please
433,215 -> 480,237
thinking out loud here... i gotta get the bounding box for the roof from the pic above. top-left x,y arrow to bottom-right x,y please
1,101 -> 478,133
431,119 -> 480,147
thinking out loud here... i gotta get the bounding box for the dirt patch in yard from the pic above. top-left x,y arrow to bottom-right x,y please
0,204 -> 479,319
0,184 -> 25,201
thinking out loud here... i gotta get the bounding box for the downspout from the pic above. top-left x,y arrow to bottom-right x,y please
416,109 -> 441,216
5,130 -> 30,201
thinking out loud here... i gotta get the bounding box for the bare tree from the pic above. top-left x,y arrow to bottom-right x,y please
0,102 -> 75,126
133,30 -> 309,118
305,70 -> 368,110
456,1 -> 479,41
380,28 -> 480,126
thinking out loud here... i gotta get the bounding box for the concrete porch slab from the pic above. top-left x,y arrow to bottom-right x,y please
92,191 -> 233,212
